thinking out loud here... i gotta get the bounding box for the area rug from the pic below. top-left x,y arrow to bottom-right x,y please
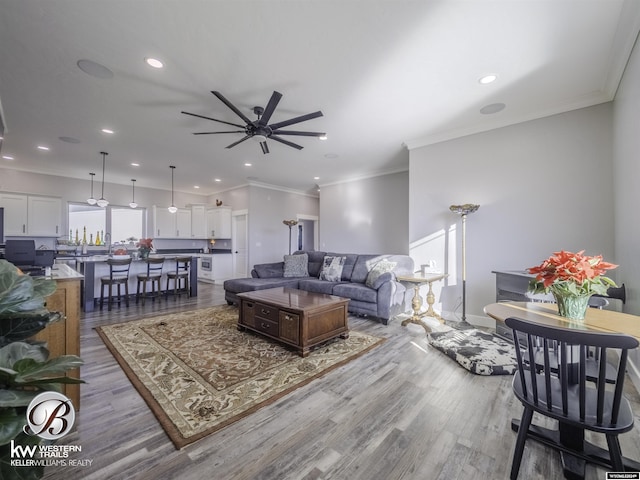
96,305 -> 384,449
428,328 -> 517,376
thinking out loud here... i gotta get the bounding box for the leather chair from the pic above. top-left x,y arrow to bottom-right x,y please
165,256 -> 191,300
505,316 -> 639,479
136,257 -> 165,305
100,257 -> 132,311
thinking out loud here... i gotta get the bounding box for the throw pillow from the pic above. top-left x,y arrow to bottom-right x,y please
283,253 -> 309,277
319,256 -> 346,282
365,259 -> 397,288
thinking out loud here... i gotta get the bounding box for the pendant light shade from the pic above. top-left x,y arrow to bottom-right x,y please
168,165 -> 178,213
129,179 -> 138,209
96,151 -> 109,208
87,172 -> 97,205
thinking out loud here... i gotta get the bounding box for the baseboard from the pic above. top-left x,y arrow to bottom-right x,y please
441,311 -> 496,329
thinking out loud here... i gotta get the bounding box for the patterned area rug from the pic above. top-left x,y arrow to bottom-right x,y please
428,328 -> 517,376
96,305 -> 384,449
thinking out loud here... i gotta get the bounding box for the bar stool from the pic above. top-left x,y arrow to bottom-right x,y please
165,256 -> 191,300
100,258 -> 132,311
136,257 -> 165,305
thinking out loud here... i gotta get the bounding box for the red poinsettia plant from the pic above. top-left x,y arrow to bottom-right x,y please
527,250 -> 618,297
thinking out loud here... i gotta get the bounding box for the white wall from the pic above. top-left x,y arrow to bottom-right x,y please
319,171 -> 409,254
409,103 -> 615,323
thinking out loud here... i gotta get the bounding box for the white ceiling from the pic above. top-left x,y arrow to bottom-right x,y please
1,0 -> 639,197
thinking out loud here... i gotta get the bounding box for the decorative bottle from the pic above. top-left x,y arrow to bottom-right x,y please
95,231 -> 101,246
82,226 -> 87,245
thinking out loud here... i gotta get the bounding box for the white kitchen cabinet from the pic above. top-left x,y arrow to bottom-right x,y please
0,193 -> 61,237
153,206 -> 192,238
190,205 -> 207,238
28,196 -> 62,236
206,207 -> 232,239
213,253 -> 233,281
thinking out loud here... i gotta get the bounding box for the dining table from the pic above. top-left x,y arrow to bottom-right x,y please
484,301 -> 640,479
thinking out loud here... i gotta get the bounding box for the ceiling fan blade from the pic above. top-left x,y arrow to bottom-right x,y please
259,91 -> 282,126
270,135 -> 304,150
270,130 -> 326,137
211,91 -> 253,125
226,135 -> 251,149
181,111 -> 245,128
260,141 -> 270,155
193,130 -> 245,135
269,111 -> 323,130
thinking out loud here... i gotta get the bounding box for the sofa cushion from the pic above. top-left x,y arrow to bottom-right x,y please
253,262 -> 284,278
365,259 -> 397,288
319,255 -> 346,281
351,254 -> 385,283
300,250 -> 327,277
327,252 -> 358,280
298,278 -> 341,295
333,283 -> 377,303
284,253 -> 309,277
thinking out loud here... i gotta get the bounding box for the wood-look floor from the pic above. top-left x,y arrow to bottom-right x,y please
41,283 -> 640,480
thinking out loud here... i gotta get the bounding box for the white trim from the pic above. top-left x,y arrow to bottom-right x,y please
318,167 -> 409,188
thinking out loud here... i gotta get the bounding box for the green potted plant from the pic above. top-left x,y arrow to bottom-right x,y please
0,259 -> 84,479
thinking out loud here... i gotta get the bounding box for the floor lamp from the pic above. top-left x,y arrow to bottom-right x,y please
450,204 -> 480,324
283,220 -> 298,254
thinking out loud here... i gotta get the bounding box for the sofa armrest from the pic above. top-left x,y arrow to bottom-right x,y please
371,271 -> 396,290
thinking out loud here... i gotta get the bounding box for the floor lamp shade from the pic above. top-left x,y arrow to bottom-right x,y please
450,204 -> 480,323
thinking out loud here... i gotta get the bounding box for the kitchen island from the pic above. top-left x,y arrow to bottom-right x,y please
75,255 -> 198,312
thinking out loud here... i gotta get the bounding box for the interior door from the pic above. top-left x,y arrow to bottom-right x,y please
232,212 -> 248,278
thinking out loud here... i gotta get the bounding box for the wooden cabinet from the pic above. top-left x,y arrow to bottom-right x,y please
153,206 -> 192,238
190,205 -> 207,238
32,275 -> 82,410
0,193 -> 61,237
206,207 -> 232,238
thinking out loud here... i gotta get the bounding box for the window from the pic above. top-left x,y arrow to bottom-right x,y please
68,203 -> 146,245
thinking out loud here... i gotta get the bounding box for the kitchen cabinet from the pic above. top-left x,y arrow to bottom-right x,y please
206,206 -> 232,239
190,204 -> 207,238
153,206 -> 192,238
0,192 -> 61,237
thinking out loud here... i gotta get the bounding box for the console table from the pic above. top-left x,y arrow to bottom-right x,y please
397,273 -> 448,333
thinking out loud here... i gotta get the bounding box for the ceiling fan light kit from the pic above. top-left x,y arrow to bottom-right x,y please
182,90 -> 325,154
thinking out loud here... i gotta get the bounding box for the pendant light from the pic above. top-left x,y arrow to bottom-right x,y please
129,179 -> 138,209
96,151 -> 109,207
168,165 -> 177,213
87,172 -> 97,205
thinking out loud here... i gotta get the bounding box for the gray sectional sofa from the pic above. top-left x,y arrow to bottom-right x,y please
223,250 -> 415,324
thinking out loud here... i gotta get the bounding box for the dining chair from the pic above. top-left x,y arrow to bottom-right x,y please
136,257 -> 165,305
505,316 -> 639,479
165,256 -> 191,300
100,257 -> 132,311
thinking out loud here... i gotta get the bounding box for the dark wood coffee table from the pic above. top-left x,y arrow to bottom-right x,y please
237,287 -> 349,357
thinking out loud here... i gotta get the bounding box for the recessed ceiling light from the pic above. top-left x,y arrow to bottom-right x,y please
2,155 -> 14,160
194,185 -> 200,189
244,163 -> 252,167
101,128 -> 114,134
37,145 -> 50,151
314,176 -> 320,180
479,74 -> 498,85
131,162 -> 140,167
214,178 -> 221,182
319,135 -> 328,141
145,57 -> 164,69
480,103 -> 506,115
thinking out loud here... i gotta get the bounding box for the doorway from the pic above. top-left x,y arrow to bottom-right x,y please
296,215 -> 318,251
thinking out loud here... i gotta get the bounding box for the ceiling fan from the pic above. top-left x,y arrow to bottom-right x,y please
181,91 -> 325,154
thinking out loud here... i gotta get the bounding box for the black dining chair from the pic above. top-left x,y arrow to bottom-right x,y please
100,257 -> 132,311
505,316 -> 639,479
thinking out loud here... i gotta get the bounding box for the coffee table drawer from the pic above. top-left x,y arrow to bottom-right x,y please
255,317 -> 278,336
255,302 -> 278,322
